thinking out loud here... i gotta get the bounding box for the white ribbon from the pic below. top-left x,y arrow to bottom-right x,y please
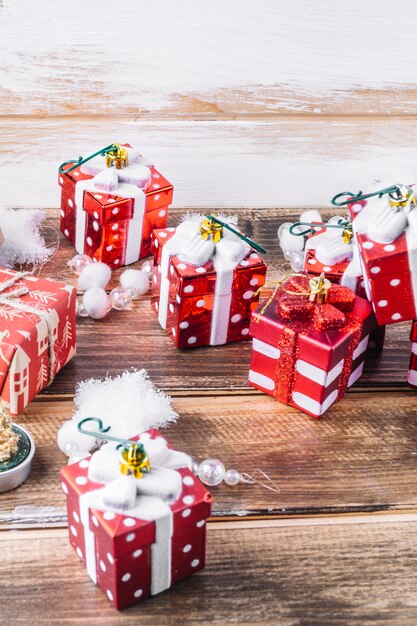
351,195 -> 417,307
158,216 -> 249,345
75,148 -> 152,265
78,433 -> 190,596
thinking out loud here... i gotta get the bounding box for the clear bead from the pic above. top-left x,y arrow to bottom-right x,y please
277,222 -> 292,239
68,254 -> 93,276
224,469 -> 241,486
190,460 -> 200,475
110,287 -> 133,311
140,260 -> 153,279
63,441 -> 79,456
76,301 -> 89,317
197,459 -> 225,486
289,251 -> 304,272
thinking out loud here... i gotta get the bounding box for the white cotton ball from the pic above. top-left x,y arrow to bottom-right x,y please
57,420 -> 96,457
120,269 -> 149,298
299,210 -> 322,224
78,262 -> 111,290
279,228 -> 305,254
83,287 -> 110,319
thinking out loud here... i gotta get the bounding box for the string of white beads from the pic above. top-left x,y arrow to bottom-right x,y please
192,458 -> 242,487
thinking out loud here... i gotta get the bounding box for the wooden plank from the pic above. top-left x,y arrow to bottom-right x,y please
2,391 -> 417,527
2,0 -> 417,117
3,520 -> 417,624
1,117 -> 417,208
37,208 -> 413,394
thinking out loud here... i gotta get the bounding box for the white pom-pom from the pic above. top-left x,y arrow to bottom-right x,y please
300,210 -> 322,224
57,420 -> 96,457
120,269 -> 149,298
78,262 -> 111,290
83,287 -> 110,319
279,228 -> 305,254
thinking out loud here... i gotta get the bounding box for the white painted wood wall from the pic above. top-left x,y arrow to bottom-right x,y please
0,0 -> 416,208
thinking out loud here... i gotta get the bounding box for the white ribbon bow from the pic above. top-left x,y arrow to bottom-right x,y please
353,195 -> 417,244
81,146 -> 153,193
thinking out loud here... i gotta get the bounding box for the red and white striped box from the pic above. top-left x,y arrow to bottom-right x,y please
151,217 -> 267,348
348,196 -> 417,325
408,320 -> 417,388
60,429 -> 212,610
58,144 -> 173,269
248,276 -> 375,418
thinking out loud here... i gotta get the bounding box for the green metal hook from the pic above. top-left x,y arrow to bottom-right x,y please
77,416 -> 143,452
288,219 -> 350,237
59,143 -> 119,175
206,214 -> 267,254
330,185 -> 401,207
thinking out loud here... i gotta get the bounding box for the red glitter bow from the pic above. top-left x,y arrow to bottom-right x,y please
276,275 -> 356,331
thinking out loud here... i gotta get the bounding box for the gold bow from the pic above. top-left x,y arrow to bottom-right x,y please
199,217 -> 223,243
105,142 -> 129,170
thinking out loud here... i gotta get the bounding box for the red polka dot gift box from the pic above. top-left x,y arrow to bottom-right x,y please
58,144 -> 173,269
408,319 -> 417,388
248,275 -> 376,418
0,268 -> 76,416
151,215 -> 267,348
348,193 -> 417,326
60,429 -> 212,611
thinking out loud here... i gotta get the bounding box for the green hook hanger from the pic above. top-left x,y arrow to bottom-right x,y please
59,143 -> 119,175
77,417 -> 143,452
206,214 -> 266,254
330,184 -> 402,207
288,219 -> 351,237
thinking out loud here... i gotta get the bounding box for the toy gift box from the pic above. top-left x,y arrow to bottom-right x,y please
248,275 -> 375,418
0,268 -> 76,415
408,320 -> 417,388
60,429 -> 212,610
304,226 -> 359,289
348,192 -> 417,325
58,144 -> 173,269
151,216 -> 267,348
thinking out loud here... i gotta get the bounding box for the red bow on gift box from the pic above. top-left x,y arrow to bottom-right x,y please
276,275 -> 357,331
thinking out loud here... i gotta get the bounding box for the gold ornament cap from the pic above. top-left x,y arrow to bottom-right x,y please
388,184 -> 415,209
308,273 -> 331,304
199,217 -> 223,243
105,143 -> 129,170
119,443 -> 150,479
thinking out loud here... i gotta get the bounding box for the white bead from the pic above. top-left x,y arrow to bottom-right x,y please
190,460 -> 199,475
197,459 -> 225,486
83,287 -> 111,319
289,251 -> 304,272
110,287 -> 133,311
78,262 -> 111,290
76,301 -> 89,317
68,253 -> 93,275
277,222 -> 293,239
63,441 -> 79,456
279,229 -> 305,254
120,269 -> 149,298
224,469 -> 241,486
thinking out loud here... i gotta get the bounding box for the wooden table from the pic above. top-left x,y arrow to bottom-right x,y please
1,207 -> 417,625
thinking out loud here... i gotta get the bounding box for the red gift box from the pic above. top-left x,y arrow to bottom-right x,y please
151,217 -> 267,348
60,429 -> 212,610
304,226 -> 357,286
0,268 -> 76,415
408,319 -> 417,388
58,145 -> 173,269
248,276 -> 375,418
349,195 -> 417,325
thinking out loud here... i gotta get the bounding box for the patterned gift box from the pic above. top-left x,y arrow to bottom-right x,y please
408,319 -> 417,388
248,276 -> 375,418
348,194 -> 417,325
0,268 -> 76,415
60,429 -> 212,610
58,144 -> 173,269
151,216 -> 267,348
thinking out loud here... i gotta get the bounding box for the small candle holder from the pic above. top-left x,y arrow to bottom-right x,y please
0,402 -> 35,493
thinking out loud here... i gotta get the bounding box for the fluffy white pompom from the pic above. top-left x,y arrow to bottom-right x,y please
0,207 -> 52,268
78,262 -> 111,290
279,228 -> 305,254
57,370 -> 178,457
83,287 -> 110,319
120,269 -> 149,298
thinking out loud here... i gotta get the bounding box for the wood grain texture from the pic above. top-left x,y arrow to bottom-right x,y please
1,0 -> 417,117
37,208 -> 413,394
1,117 -> 417,208
3,521 -> 417,625
2,391 -> 417,526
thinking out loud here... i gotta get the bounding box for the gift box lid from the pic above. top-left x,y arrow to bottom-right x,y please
60,429 -> 212,559
152,227 -> 266,298
250,284 -> 374,371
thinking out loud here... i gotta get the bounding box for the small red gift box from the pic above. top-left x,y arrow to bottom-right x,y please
349,194 -> 417,325
151,216 -> 267,348
408,320 -> 417,388
60,429 -> 212,610
0,268 -> 76,415
248,276 -> 375,418
58,144 -> 173,269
